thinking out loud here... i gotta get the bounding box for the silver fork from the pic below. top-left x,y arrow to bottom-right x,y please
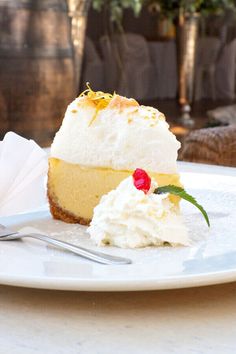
0,224 -> 131,265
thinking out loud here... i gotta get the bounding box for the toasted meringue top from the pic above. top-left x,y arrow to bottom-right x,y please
51,88 -> 180,174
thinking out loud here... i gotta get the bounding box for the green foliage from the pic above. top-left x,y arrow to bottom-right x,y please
147,0 -> 235,17
92,0 -> 235,24
92,0 -> 144,25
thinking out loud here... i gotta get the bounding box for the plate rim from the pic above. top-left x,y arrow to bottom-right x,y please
0,267 -> 236,291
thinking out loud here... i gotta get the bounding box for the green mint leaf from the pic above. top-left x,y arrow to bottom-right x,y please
154,185 -> 210,227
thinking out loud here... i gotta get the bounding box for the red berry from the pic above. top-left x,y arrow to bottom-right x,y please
132,168 -> 151,194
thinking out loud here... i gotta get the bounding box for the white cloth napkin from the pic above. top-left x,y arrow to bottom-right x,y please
0,132 -> 48,217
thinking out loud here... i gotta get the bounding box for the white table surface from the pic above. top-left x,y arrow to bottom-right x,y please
1,282 -> 236,354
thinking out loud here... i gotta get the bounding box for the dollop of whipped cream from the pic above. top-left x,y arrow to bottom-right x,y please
87,176 -> 189,248
51,94 -> 180,174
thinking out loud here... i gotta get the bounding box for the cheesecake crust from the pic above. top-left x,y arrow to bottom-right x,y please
47,189 -> 91,226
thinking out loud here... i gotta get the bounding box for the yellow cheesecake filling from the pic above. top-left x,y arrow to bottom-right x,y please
48,158 -> 182,222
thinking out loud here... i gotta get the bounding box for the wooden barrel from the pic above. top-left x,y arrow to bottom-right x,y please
0,0 -> 76,145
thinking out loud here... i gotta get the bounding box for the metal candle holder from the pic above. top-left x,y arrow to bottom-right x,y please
177,12 -> 199,127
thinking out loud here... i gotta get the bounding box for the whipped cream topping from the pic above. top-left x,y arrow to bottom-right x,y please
88,176 -> 189,248
51,95 -> 180,174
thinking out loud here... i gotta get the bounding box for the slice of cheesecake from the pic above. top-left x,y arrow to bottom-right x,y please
48,87 -> 182,225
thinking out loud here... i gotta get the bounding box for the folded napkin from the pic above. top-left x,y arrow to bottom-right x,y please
0,132 -> 48,217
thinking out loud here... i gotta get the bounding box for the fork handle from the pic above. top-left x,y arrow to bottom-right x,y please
19,233 -> 131,265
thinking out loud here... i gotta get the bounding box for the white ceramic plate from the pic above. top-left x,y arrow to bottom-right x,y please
0,162 -> 235,291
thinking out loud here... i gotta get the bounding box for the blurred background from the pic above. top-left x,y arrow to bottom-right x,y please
0,0 -> 236,166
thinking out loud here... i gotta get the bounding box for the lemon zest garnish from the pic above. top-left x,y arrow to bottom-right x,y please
79,83 -> 114,126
